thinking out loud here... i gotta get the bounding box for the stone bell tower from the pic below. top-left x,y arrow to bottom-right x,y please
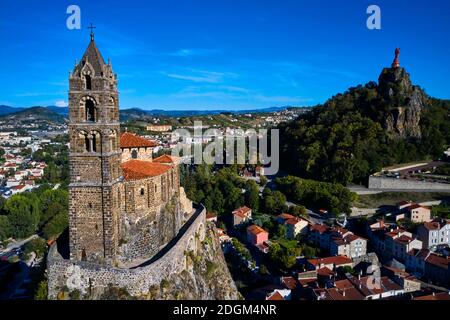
68,30 -> 122,264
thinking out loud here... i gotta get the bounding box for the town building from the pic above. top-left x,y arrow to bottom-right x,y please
417,219 -> 450,248
247,225 -> 269,249
309,224 -> 367,258
146,124 -> 173,132
232,206 -> 252,227
276,213 -> 308,239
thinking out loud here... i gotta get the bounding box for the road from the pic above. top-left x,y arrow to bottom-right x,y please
0,235 -> 38,255
350,200 -> 443,219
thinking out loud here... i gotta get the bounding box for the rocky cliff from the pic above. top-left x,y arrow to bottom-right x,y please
378,67 -> 429,139
140,224 -> 241,300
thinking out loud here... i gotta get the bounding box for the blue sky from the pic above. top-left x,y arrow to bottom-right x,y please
0,0 -> 449,110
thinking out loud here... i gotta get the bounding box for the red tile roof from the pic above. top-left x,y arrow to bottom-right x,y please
247,224 -> 268,236
277,213 -> 295,220
414,293 -> 450,301
122,160 -> 172,181
317,267 -> 335,277
281,277 -> 298,290
153,154 -> 179,164
393,235 -> 414,245
308,255 -> 353,268
266,291 -> 284,301
310,224 -> 330,234
120,132 -> 157,148
233,206 -> 252,218
425,253 -> 450,269
422,219 -> 450,231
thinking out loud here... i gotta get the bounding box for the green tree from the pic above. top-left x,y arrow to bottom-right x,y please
5,195 -> 40,239
24,238 -> 47,258
245,180 -> 260,212
34,280 -> 48,300
43,213 -> 69,240
0,215 -> 12,241
288,205 -> 307,217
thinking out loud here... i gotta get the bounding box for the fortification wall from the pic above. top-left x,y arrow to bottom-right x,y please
368,176 -> 450,190
47,206 -> 206,299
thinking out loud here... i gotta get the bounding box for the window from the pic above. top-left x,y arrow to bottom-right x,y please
140,188 -> 145,196
85,135 -> 90,152
92,134 -> 97,152
85,75 -> 92,90
86,100 -> 96,122
131,149 -> 138,159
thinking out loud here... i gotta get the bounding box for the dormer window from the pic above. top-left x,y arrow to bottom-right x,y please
85,74 -> 92,90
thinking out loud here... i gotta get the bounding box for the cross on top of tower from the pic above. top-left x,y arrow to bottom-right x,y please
88,23 -> 96,41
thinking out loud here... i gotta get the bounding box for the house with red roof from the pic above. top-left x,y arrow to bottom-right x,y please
307,255 -> 353,271
417,219 -> 450,248
309,223 -> 367,258
314,275 -> 404,300
247,224 -> 269,247
276,213 -> 309,239
232,206 -> 252,227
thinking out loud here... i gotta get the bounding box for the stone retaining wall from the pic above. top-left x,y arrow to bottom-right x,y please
47,205 -> 206,299
368,176 -> 450,190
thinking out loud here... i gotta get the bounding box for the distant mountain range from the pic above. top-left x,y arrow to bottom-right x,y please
0,105 -> 300,122
0,106 -> 67,123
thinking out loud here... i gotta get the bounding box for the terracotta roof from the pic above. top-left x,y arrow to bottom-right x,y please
397,200 -> 412,207
281,277 -> 298,290
393,235 -> 414,245
153,154 -> 179,163
247,224 -> 268,236
414,293 -> 450,301
206,213 -> 217,219
406,204 -> 429,211
317,267 -> 335,277
334,279 -> 354,290
425,253 -> 450,269
120,132 -> 157,148
266,291 -> 284,301
232,206 -> 251,218
122,160 -> 172,181
310,224 -> 330,234
308,255 -> 352,267
422,219 -> 450,231
277,213 -> 295,220
286,218 -> 304,225
385,228 -> 406,238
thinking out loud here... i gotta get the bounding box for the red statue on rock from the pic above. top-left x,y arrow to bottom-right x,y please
392,48 -> 400,68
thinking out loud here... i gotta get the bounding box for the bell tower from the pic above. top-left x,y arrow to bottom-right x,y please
68,30 -> 122,264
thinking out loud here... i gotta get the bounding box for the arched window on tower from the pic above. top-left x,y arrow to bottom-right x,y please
92,134 -> 97,152
84,135 -> 90,152
86,100 -> 96,122
85,75 -> 92,90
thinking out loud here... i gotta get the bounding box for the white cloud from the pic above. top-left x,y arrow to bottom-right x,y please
170,48 -> 220,57
163,69 -> 238,84
55,100 -> 68,107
